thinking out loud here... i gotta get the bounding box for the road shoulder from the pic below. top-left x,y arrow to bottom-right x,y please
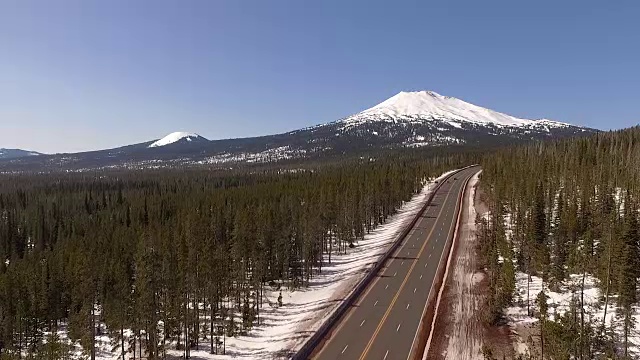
427,172 -> 514,360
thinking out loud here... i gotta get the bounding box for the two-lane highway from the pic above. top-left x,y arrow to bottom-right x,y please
311,167 -> 479,360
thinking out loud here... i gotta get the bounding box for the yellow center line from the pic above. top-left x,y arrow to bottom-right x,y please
357,183 -> 456,360
312,177 -> 456,360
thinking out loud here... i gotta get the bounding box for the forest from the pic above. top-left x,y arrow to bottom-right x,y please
7,125 -> 639,359
0,150 -> 475,359
478,126 -> 640,359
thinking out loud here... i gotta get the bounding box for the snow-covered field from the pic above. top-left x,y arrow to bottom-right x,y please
198,146 -> 308,165
404,134 -> 463,148
50,169 -> 459,360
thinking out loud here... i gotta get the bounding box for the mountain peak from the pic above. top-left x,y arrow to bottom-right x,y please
148,132 -> 207,148
398,90 -> 442,97
345,90 -> 550,128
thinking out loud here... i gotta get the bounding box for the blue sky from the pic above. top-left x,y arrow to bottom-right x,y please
1,0 -> 639,153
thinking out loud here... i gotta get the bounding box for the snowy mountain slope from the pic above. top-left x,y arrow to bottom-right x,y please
148,132 -> 207,148
0,148 -> 42,160
340,91 -> 570,130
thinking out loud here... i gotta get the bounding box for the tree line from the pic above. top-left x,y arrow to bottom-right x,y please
478,126 -> 640,359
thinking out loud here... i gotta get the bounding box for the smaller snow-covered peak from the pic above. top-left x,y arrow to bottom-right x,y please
149,132 -> 206,148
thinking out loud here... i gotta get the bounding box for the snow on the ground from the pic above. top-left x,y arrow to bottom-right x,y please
441,171 -> 485,360
507,256 -> 640,357
198,146 -> 307,165
404,134 -> 464,148
502,185 -> 640,358
56,168 -> 459,360
148,132 -> 204,147
508,272 -> 638,357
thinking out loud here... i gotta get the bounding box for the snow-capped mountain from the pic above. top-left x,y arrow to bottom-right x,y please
289,90 -> 590,149
341,91 -> 570,129
0,148 -> 42,160
148,132 -> 208,148
0,90 -> 597,171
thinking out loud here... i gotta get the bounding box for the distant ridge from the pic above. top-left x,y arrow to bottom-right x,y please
0,148 -> 42,160
0,90 -> 597,171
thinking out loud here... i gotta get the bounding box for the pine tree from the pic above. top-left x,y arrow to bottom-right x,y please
536,290 -> 548,359
618,195 -> 639,357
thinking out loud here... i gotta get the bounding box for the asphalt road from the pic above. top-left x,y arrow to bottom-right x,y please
312,167 -> 479,360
